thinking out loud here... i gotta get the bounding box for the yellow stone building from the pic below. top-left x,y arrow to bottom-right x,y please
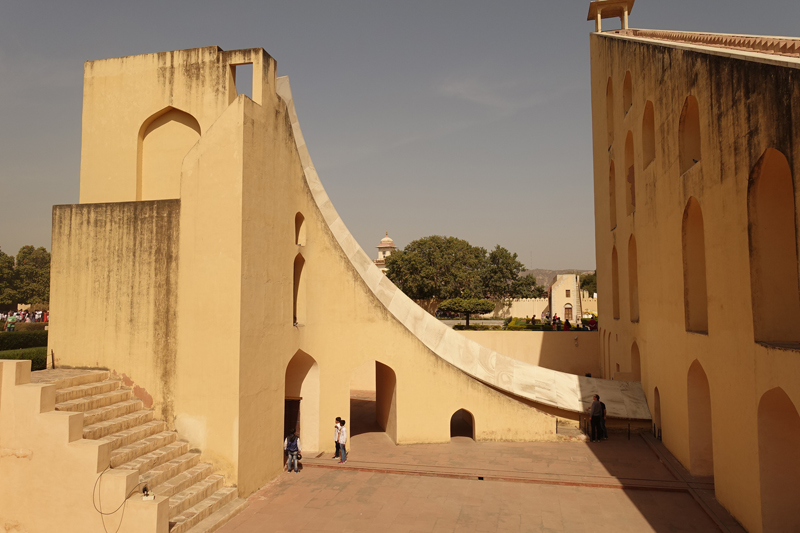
589,3 -> 800,531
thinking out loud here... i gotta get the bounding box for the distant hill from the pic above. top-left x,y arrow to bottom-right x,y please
524,269 -> 595,289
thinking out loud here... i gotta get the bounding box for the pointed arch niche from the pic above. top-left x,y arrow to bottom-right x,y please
682,197 -> 709,333
642,101 -> 655,168
609,160 -> 617,230
687,360 -> 714,477
625,131 -> 636,214
137,107 -> 201,201
293,254 -> 306,325
628,234 -> 639,322
606,78 -> 615,148
450,409 -> 475,440
622,71 -> 633,115
679,96 -> 701,174
295,212 -> 306,246
748,148 -> 800,345
611,246 -> 620,319
630,341 -> 640,380
758,387 -> 800,531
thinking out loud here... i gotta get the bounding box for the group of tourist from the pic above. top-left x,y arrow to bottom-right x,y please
282,416 -> 350,474
535,313 -> 598,331
1,310 -> 48,331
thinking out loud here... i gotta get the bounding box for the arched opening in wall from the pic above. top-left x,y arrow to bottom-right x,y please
284,350 -> 320,453
293,254 -> 306,325
748,149 -> 800,346
611,247 -> 620,319
295,212 -> 306,246
609,160 -> 617,230
137,107 -> 201,201
625,131 -> 636,215
607,334 -> 612,379
687,360 -> 714,477
564,303 -> 573,321
682,198 -> 709,333
758,387 -> 800,531
350,360 -> 397,444
628,234 -> 640,322
679,96 -> 701,174
622,71 -> 632,115
653,387 -> 662,435
642,101 -> 655,169
450,409 -> 475,440
606,78 -> 614,148
630,341 -> 641,380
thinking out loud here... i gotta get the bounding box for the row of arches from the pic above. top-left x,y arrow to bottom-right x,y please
609,148 -> 799,341
284,352 -> 477,452
600,331 -> 640,380
652,363 -> 800,531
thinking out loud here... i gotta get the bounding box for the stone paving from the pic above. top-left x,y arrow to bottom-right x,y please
218,428 -> 744,533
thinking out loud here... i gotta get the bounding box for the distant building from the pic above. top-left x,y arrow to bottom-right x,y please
373,232 -> 397,273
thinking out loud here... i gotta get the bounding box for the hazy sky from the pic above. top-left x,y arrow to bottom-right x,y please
1,1 -> 798,269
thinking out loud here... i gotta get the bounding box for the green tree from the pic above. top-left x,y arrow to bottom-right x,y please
580,271 -> 597,296
14,246 -> 51,304
482,245 -> 546,299
0,248 -> 17,306
437,298 -> 495,327
385,236 -> 487,301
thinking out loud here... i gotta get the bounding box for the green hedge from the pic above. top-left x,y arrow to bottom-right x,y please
0,331 -> 48,351
453,324 -> 503,331
14,322 -> 48,332
0,347 -> 47,371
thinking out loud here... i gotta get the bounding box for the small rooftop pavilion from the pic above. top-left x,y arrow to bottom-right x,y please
588,0 -> 635,32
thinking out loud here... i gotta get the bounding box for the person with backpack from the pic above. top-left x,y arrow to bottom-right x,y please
284,429 -> 302,473
338,419 -> 348,464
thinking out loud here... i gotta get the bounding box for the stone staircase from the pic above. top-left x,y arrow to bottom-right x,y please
39,369 -> 247,533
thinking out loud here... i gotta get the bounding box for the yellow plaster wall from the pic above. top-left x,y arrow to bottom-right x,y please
590,32 -> 800,532
458,331 -> 601,377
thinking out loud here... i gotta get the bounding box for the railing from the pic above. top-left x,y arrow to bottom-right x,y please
626,29 -> 800,59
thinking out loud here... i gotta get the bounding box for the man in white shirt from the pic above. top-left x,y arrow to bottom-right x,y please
338,419 -> 348,464
332,417 -> 342,460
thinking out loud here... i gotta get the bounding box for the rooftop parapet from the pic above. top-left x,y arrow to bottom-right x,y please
624,29 -> 800,59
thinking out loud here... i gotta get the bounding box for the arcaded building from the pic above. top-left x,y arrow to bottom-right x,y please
589,3 -> 800,531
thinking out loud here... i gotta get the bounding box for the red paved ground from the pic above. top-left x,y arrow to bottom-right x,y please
219,399 -> 743,532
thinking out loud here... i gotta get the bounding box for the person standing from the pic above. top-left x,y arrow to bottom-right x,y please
599,399 -> 608,440
338,419 -> 348,464
587,394 -> 604,442
332,417 -> 342,459
5,313 -> 17,332
284,429 -> 302,473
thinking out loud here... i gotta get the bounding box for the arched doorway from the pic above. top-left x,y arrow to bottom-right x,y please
138,107 -> 201,201
630,341 -> 641,380
758,387 -> 800,531
653,387 -> 662,438
450,409 -> 475,440
687,360 -> 714,477
284,350 -> 319,452
350,360 -> 397,444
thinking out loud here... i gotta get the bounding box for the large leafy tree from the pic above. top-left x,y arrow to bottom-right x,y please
0,248 -> 17,306
13,246 -> 51,305
438,298 -> 495,327
580,271 -> 597,296
385,236 -> 487,301
482,245 -> 545,299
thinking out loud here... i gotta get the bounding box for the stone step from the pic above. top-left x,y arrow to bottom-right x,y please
153,463 -> 215,499
83,399 -> 144,427
169,475 -> 224,519
44,370 -> 110,391
83,408 -> 154,440
55,388 -> 132,413
105,420 -> 166,451
142,453 -> 202,492
111,432 -> 180,469
55,378 -> 121,404
170,487 -> 238,533
182,497 -> 248,533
